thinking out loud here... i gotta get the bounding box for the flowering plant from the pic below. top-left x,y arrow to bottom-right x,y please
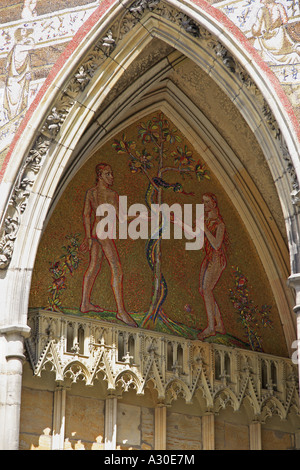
229,266 -> 273,351
48,233 -> 81,312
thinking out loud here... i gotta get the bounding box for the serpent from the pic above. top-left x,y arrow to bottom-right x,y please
142,176 -> 193,327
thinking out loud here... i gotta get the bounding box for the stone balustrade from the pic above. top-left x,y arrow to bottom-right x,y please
25,308 -> 300,421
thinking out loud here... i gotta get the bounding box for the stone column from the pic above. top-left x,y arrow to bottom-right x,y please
202,412 -> 215,450
295,431 -> 300,449
52,387 -> 66,450
0,324 -> 30,450
250,421 -> 262,450
105,395 -> 117,450
295,307 -> 300,392
288,274 -> 300,391
155,405 -> 167,450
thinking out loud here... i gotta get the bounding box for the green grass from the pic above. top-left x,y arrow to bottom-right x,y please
45,306 -> 251,349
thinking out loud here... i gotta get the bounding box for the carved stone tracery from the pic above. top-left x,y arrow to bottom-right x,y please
25,309 -> 300,421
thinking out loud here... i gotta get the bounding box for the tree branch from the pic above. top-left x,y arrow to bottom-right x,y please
159,166 -> 194,175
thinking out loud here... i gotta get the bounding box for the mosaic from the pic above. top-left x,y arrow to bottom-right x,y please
216,0 -> 300,84
29,111 -> 288,357
1,0 -> 300,164
0,0 -> 99,156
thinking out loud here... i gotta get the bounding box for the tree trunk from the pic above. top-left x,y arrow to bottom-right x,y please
143,185 -> 163,328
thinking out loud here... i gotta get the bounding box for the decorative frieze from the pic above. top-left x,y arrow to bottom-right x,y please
0,2 -> 99,58
25,309 -> 300,422
0,134 -> 50,268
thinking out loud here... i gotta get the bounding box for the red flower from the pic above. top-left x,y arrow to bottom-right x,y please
238,276 -> 247,288
53,276 -> 66,289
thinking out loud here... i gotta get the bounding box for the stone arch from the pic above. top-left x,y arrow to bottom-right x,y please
79,87 -> 295,349
115,369 -> 144,395
63,360 -> 92,385
143,376 -> 164,403
1,0 -> 300,449
144,372 -> 166,401
213,387 -> 240,413
165,377 -> 193,405
260,396 -> 288,422
0,1 -> 299,333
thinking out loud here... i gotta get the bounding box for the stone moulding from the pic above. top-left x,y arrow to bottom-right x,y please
25,309 -> 300,421
0,0 -> 299,270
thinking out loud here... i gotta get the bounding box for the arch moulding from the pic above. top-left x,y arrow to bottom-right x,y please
0,0 -> 299,337
1,0 -> 300,450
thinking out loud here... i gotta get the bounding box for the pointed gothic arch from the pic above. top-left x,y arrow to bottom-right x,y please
0,0 -> 298,284
1,0 -> 300,450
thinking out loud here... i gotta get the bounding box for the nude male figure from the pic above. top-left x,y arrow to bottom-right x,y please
80,163 -> 137,328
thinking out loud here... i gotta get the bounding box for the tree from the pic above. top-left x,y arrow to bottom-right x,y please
112,112 -> 209,331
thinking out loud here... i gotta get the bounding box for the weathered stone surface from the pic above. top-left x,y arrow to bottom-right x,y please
141,407 -> 155,449
19,428 -> 52,450
262,428 -> 294,450
215,419 -> 249,450
19,387 -> 53,450
64,393 -> 105,449
117,403 -> 141,447
166,412 -> 202,450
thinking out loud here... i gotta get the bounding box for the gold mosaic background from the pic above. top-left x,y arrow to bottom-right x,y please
29,112 -> 288,357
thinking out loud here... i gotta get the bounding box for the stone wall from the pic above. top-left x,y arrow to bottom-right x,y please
19,362 -> 299,450
19,386 -> 53,450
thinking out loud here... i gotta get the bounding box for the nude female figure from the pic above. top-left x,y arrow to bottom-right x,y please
172,192 -> 228,340
80,163 -> 137,328
197,193 -> 228,340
